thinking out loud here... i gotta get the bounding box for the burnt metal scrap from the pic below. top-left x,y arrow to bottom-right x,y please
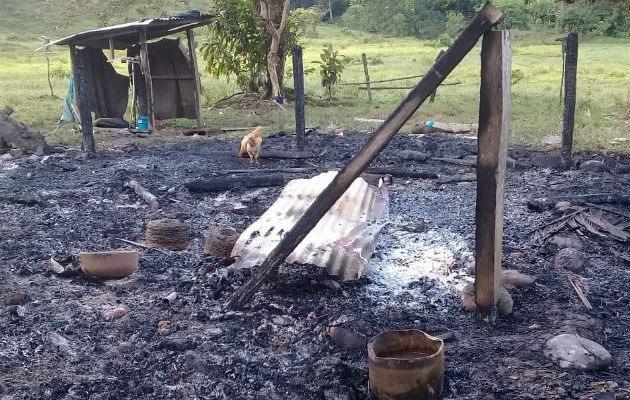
231,171 -> 389,281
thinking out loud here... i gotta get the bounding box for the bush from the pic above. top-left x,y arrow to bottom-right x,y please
492,0 -> 531,30
291,7 -> 323,37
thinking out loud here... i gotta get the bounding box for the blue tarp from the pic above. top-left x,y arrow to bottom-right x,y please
59,75 -> 75,123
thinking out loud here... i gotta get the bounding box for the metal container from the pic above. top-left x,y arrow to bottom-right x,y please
368,330 -> 444,400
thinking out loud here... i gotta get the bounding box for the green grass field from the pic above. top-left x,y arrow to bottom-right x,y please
0,18 -> 628,152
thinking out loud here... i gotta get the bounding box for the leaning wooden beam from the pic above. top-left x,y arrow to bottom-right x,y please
186,29 -> 204,129
227,3 -> 504,310
474,29 -> 511,321
125,180 -> 159,210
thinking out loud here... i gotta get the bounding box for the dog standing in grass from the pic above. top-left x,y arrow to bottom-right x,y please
239,126 -> 263,164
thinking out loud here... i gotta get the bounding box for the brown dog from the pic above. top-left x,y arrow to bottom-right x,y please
239,126 -> 263,164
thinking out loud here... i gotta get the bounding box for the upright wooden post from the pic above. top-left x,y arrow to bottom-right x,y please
108,38 -> 115,60
138,28 -> 155,131
361,53 -> 372,102
70,46 -> 96,153
429,50 -> 445,103
293,46 -> 305,151
474,29 -> 510,321
186,29 -> 204,128
561,32 -> 578,170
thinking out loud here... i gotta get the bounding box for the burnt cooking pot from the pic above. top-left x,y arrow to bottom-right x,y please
368,329 -> 444,400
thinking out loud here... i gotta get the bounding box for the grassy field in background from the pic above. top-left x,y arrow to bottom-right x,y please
0,23 -> 628,152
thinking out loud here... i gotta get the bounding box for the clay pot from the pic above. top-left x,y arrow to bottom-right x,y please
204,226 -> 238,257
78,251 -> 139,278
368,330 -> 444,400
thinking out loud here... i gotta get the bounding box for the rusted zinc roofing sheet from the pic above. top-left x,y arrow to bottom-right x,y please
231,171 -> 389,281
40,11 -> 214,50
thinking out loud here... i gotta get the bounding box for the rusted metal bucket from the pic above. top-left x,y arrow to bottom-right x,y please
368,330 -> 444,400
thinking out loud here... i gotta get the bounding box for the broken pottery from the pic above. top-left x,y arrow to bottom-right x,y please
78,251 -> 139,278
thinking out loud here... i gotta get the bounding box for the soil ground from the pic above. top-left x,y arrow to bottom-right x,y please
1,130 -> 629,399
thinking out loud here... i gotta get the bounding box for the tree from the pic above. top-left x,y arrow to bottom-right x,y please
253,0 -> 291,100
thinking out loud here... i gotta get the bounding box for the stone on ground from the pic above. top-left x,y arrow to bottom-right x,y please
544,334 -> 611,370
579,160 -> 610,172
554,248 -> 585,272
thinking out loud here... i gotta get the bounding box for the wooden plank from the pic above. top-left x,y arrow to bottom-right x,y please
71,46 -> 96,153
187,29 -> 204,128
474,29 -> 511,321
339,74 -> 425,86
108,37 -> 115,59
138,28 -> 155,131
226,3 -> 504,310
151,74 -> 195,80
361,53 -> 372,101
358,82 -> 461,90
293,46 -> 305,151
429,50 -> 445,103
561,32 -> 578,170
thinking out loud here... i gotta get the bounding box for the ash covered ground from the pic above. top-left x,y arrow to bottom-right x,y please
1,130 -> 629,399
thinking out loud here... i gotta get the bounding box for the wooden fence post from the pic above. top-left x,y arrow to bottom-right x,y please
293,46 -> 305,151
361,53 -> 372,102
474,29 -> 511,321
227,4 -> 504,310
429,50 -> 445,103
561,32 -> 578,170
70,46 -> 96,153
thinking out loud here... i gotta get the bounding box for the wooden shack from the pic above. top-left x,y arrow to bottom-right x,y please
41,11 -> 214,152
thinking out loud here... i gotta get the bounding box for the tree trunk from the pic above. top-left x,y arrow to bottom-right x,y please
267,34 -> 282,99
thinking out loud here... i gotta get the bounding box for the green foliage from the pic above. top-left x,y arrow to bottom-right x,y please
511,69 -> 524,85
312,45 -> 345,101
528,0 -> 629,37
291,7 -> 323,37
50,63 -> 71,79
199,0 -> 267,93
492,0 -> 530,30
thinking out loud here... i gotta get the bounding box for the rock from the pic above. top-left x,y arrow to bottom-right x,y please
501,269 -> 535,289
549,234 -> 583,251
496,288 -> 513,316
0,153 -> 13,162
554,248 -> 585,272
544,334 -> 611,370
510,252 -> 525,259
105,305 -> 129,319
157,320 -> 170,328
460,283 -> 476,311
614,163 -> 630,174
579,160 -> 610,173
327,326 -> 367,349
117,341 -> 133,353
4,292 -> 25,305
532,154 -> 562,169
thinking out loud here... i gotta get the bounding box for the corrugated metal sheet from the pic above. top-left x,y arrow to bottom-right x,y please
231,171 -> 389,281
40,12 -> 214,50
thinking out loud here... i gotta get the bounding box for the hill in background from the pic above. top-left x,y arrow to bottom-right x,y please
0,0 -> 209,43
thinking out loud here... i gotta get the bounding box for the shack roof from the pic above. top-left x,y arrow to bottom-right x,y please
40,11 -> 214,50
